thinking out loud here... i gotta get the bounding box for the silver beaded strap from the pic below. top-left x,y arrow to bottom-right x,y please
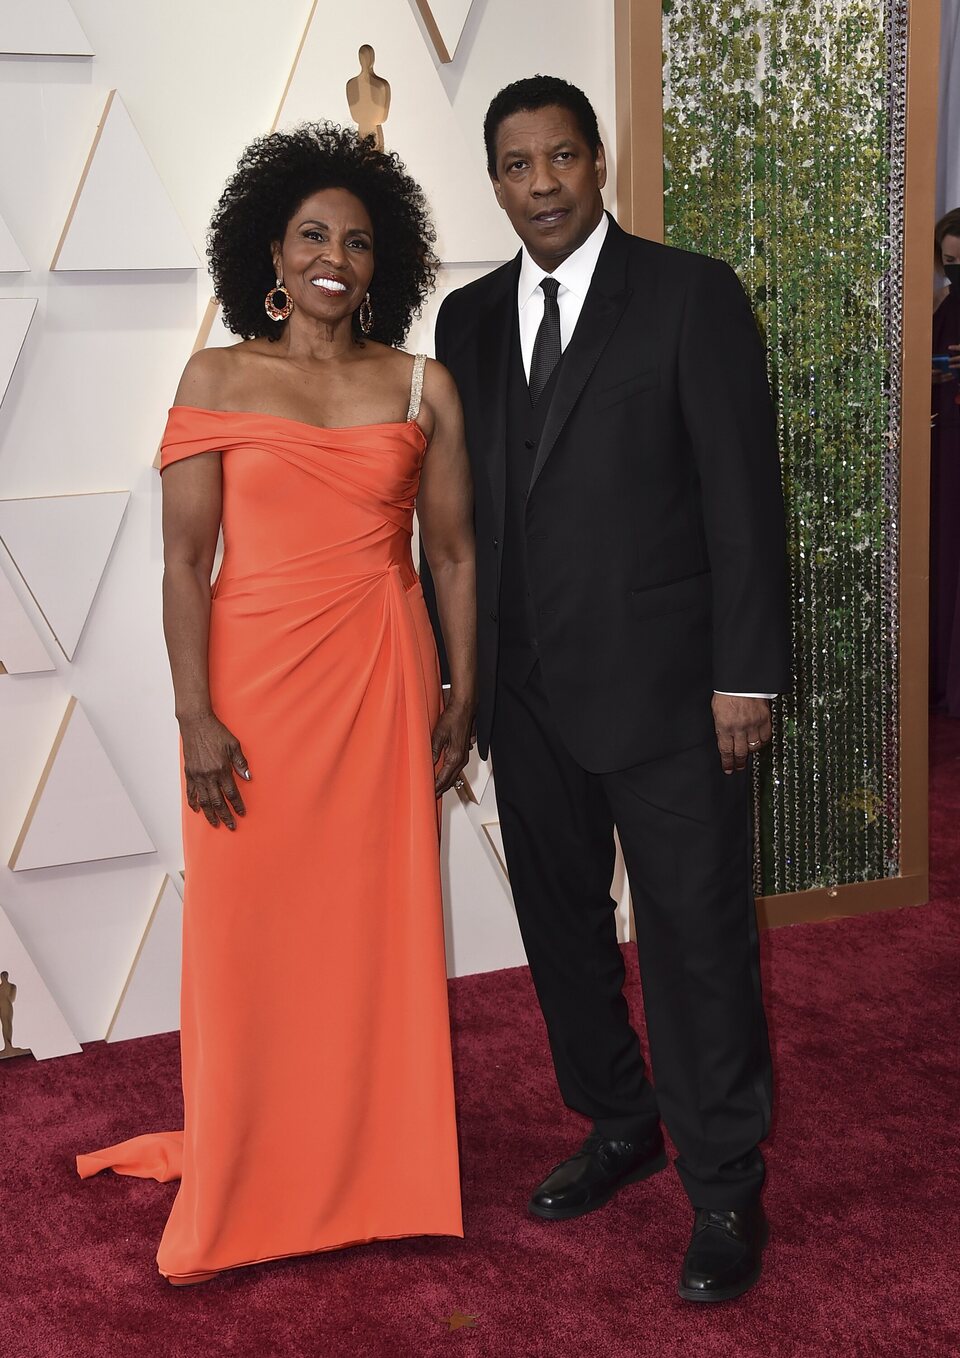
407,353 -> 427,422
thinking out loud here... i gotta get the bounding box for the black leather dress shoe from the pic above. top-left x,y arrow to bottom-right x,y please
678,1206 -> 769,1302
528,1130 -> 667,1221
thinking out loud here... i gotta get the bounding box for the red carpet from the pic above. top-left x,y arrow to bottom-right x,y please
4,723 -> 959,1356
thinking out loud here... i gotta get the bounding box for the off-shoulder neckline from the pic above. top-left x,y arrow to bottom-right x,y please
169,405 -> 426,442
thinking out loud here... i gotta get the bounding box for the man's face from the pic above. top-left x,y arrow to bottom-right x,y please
490,104 -> 606,272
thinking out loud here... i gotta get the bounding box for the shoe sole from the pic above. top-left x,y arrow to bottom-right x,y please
527,1148 -> 668,1221
676,1219 -> 770,1303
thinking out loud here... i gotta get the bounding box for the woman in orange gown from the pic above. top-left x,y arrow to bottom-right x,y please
78,124 -> 476,1284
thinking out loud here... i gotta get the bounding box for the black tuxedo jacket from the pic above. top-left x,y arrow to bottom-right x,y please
424,215 -> 790,773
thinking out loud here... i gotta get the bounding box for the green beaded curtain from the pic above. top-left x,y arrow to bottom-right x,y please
661,0 -> 908,894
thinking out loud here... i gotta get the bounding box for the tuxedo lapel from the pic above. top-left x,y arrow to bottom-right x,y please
474,257 -> 520,539
529,219 -> 633,493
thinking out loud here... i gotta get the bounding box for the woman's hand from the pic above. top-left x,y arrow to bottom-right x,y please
432,698 -> 475,797
180,712 -> 251,830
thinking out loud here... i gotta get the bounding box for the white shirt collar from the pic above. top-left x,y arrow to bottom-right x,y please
517,211 -> 610,310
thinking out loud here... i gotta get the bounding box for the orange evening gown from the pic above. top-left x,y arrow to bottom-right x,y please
77,355 -> 463,1282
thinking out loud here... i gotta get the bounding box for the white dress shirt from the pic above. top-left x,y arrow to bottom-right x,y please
515,211 -> 775,702
517,212 -> 609,381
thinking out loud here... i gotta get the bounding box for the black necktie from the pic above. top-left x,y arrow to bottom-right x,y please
529,277 -> 561,404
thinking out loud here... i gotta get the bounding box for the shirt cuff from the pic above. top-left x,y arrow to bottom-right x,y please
714,691 -> 777,699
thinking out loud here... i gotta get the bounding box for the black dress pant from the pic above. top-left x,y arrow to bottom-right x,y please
490,650 -> 772,1209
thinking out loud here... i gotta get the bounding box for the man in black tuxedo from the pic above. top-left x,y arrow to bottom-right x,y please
422,75 -> 790,1302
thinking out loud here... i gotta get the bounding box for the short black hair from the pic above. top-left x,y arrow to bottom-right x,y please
483,75 -> 601,178
208,122 -> 437,347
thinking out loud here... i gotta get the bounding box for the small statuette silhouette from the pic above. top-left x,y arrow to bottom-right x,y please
0,970 -> 29,1060
346,45 -> 391,150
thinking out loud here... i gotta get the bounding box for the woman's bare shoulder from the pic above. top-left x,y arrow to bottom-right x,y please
173,341 -> 260,409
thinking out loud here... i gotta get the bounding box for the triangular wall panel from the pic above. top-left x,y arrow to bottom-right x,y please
440,796 -> 523,976
0,489 -> 128,660
481,819 -> 508,878
413,0 -> 476,62
52,90 -> 198,271
457,745 -> 493,804
277,0 -> 514,262
0,298 -> 37,408
0,904 -> 81,1059
0,213 -> 28,273
0,546 -> 55,675
107,875 -> 182,1042
10,697 -> 156,871
0,0 -> 93,56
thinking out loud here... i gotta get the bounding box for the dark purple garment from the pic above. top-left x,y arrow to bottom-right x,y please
931,287 -> 960,717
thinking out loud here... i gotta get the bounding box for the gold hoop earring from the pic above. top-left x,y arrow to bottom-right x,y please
264,277 -> 293,322
359,292 -> 373,335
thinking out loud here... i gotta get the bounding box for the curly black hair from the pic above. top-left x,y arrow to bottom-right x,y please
208,122 -> 438,347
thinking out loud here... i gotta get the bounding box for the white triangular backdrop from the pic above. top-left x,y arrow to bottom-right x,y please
0,545 -> 54,675
107,875 -> 183,1042
52,90 -> 198,271
0,0 -> 93,56
10,697 -> 156,871
0,213 -> 28,273
0,904 -> 81,1058
0,298 -> 37,407
0,490 -> 128,660
440,796 -> 518,976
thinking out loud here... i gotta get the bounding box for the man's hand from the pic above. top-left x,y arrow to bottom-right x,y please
712,694 -> 772,774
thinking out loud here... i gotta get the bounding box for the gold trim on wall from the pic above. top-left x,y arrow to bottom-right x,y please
756,873 -> 927,929
412,0 -> 461,63
8,696 -> 75,869
50,89 -> 116,270
614,0 -> 664,242
273,0 -> 319,131
104,874 -> 167,1041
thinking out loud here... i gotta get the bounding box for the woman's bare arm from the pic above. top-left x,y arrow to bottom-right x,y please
162,350 -> 250,829
417,359 -> 477,795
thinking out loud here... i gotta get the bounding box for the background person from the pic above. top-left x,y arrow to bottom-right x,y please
931,207 -> 960,717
